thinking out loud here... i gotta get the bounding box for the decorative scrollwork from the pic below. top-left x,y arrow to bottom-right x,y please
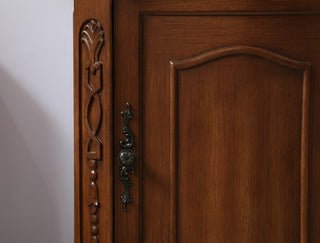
118,103 -> 136,211
81,19 -> 104,243
120,104 -> 135,149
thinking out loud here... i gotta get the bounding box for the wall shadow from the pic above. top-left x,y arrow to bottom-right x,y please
0,66 -> 65,243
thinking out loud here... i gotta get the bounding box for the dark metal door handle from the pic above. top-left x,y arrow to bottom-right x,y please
118,103 -> 136,211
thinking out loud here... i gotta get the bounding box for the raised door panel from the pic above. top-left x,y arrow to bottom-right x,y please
169,46 -> 310,243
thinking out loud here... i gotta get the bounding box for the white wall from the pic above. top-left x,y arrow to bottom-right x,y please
0,0 -> 74,242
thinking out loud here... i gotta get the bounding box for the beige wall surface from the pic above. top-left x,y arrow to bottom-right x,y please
0,1 -> 74,242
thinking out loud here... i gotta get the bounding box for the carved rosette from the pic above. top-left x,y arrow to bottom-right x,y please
80,19 -> 104,243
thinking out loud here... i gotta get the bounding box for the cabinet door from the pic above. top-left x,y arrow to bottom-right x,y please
74,1 -> 320,242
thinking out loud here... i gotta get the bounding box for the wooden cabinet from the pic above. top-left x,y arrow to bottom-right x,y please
74,1 -> 320,242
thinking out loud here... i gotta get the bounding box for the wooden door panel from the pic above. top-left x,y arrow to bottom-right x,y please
170,47 -> 310,243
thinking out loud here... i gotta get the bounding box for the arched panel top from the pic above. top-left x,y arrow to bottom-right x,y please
170,45 -> 311,71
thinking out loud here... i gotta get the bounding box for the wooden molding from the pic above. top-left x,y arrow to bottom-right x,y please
170,45 -> 311,70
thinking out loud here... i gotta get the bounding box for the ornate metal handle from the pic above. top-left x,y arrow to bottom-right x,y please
118,103 -> 136,211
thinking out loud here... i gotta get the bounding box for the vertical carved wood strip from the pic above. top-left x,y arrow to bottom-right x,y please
80,19 -> 105,243
74,0 -> 113,242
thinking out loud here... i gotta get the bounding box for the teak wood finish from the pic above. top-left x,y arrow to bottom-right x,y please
74,1 -> 320,243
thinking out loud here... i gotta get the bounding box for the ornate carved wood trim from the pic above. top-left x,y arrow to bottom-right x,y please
74,1 -> 113,242
81,19 -> 104,243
